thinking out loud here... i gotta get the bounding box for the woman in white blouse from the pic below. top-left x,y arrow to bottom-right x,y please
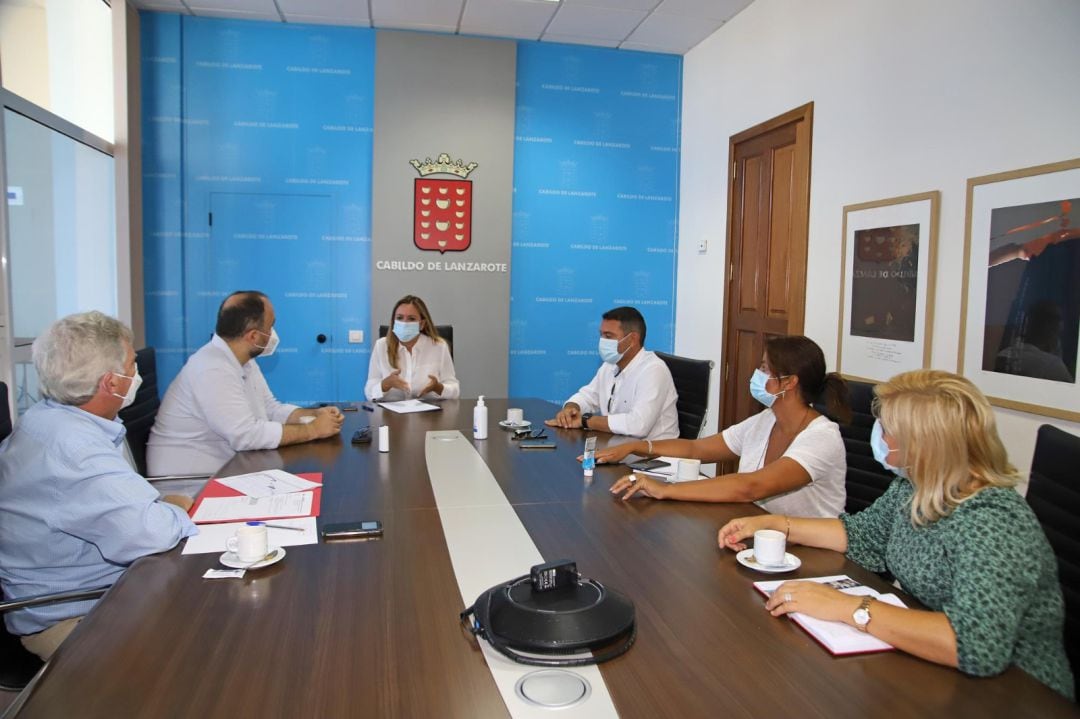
365,295 -> 460,401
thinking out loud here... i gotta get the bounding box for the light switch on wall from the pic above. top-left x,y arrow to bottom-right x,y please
348,330 -> 364,344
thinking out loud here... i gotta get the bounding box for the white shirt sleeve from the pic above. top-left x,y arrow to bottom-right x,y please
365,338 -> 391,401
192,365 -> 284,451
426,340 -> 459,399
783,419 -> 845,484
605,362 -> 672,438
566,367 -> 604,413
722,410 -> 766,458
251,362 -> 298,423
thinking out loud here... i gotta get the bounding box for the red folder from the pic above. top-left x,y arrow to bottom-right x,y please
188,473 -> 323,524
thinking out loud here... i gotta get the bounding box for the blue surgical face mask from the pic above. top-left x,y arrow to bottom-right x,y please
749,368 -> 786,408
393,321 -> 420,343
598,336 -> 627,364
871,419 -> 908,478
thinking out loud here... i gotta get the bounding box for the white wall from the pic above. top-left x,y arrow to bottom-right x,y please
676,0 -> 1080,477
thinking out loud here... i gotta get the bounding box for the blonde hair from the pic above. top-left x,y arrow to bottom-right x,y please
386,295 -> 443,371
874,370 -> 1020,525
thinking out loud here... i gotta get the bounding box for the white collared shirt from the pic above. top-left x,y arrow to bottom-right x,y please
365,334 -> 460,402
566,349 -> 679,440
147,335 -> 299,475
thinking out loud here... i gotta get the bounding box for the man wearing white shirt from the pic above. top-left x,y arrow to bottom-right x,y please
147,291 -> 344,475
546,306 -> 679,441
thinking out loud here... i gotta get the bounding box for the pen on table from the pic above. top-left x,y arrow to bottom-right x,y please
361,404 -> 375,412
264,524 -> 305,532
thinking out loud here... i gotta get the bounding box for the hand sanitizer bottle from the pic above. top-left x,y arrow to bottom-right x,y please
582,436 -> 597,478
473,396 -> 488,440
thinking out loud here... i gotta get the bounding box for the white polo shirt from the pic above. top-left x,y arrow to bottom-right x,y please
566,349 -> 679,441
147,335 -> 299,475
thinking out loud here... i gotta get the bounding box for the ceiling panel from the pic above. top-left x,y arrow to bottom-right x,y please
187,6 -> 282,20
284,14 -> 372,27
655,0 -> 751,22
133,0 -> 190,9
277,0 -> 370,21
371,0 -> 463,28
186,0 -> 276,12
623,11 -> 721,52
542,33 -> 619,48
560,0 -> 660,11
545,4 -> 646,41
460,0 -> 556,38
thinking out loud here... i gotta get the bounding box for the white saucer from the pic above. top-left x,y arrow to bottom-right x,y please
499,420 -> 532,429
736,548 -> 801,573
219,546 -> 286,570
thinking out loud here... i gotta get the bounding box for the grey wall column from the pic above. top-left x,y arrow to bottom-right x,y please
371,32 -> 516,399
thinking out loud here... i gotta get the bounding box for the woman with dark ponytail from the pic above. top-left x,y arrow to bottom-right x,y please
600,336 -> 851,518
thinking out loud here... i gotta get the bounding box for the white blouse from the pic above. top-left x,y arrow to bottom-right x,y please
365,334 -> 460,401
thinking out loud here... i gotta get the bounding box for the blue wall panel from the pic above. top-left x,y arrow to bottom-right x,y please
140,13 -> 375,403
509,43 -> 681,403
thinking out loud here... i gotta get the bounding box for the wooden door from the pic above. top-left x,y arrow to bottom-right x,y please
721,103 -> 813,431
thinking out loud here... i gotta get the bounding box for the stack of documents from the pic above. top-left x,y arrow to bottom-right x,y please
378,399 -> 441,413
183,469 -> 324,555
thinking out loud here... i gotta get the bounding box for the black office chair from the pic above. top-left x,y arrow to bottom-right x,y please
0,586 -> 109,692
377,325 -> 454,358
0,381 -> 11,443
654,351 -> 713,440
1027,424 -> 1080,699
117,347 -> 160,477
813,379 -> 893,514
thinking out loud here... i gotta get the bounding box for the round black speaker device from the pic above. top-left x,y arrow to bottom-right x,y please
461,574 -> 636,667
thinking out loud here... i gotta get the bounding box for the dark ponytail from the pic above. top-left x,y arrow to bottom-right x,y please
820,372 -> 852,424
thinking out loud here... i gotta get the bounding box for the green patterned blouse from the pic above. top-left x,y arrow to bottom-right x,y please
840,478 -> 1074,699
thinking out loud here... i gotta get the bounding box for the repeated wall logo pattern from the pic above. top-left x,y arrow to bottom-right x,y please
141,15 -> 681,405
509,43 -> 682,403
140,14 -> 375,403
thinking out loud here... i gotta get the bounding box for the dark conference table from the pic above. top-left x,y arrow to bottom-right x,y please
16,399 -> 1077,717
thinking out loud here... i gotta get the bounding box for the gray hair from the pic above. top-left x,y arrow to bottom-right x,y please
32,311 -> 133,405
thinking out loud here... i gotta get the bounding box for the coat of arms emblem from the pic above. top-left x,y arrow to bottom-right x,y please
410,153 -> 478,253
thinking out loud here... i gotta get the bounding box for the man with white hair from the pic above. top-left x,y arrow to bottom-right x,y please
0,311 -> 196,660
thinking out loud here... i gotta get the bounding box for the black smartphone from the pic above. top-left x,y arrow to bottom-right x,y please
519,439 -> 557,450
322,520 -> 382,539
351,428 -> 372,444
513,429 -> 548,440
628,458 -> 670,471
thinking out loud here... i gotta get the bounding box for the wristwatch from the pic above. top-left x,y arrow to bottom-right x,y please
580,412 -> 594,430
853,596 -> 873,632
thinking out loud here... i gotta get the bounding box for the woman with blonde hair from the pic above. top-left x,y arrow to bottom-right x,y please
365,295 -> 459,401
719,369 -> 1073,698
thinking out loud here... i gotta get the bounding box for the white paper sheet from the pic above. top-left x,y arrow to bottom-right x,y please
378,399 -> 441,414
191,492 -> 314,523
215,469 -> 322,498
183,516 -> 319,555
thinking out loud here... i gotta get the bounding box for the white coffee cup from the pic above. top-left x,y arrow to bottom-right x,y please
753,529 -> 787,567
506,407 -> 525,425
676,458 -> 701,481
226,522 -> 269,562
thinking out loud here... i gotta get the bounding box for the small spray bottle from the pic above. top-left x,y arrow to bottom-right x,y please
473,396 -> 488,440
582,435 -> 597,482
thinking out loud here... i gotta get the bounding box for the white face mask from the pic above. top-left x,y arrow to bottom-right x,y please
112,369 -> 142,409
254,327 -> 280,358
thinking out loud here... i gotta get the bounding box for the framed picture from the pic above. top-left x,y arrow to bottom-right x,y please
959,158 -> 1080,421
838,191 -> 940,382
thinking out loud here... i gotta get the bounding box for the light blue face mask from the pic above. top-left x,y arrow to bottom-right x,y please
871,419 -> 908,479
749,368 -> 785,408
393,321 -> 420,343
598,335 -> 627,364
